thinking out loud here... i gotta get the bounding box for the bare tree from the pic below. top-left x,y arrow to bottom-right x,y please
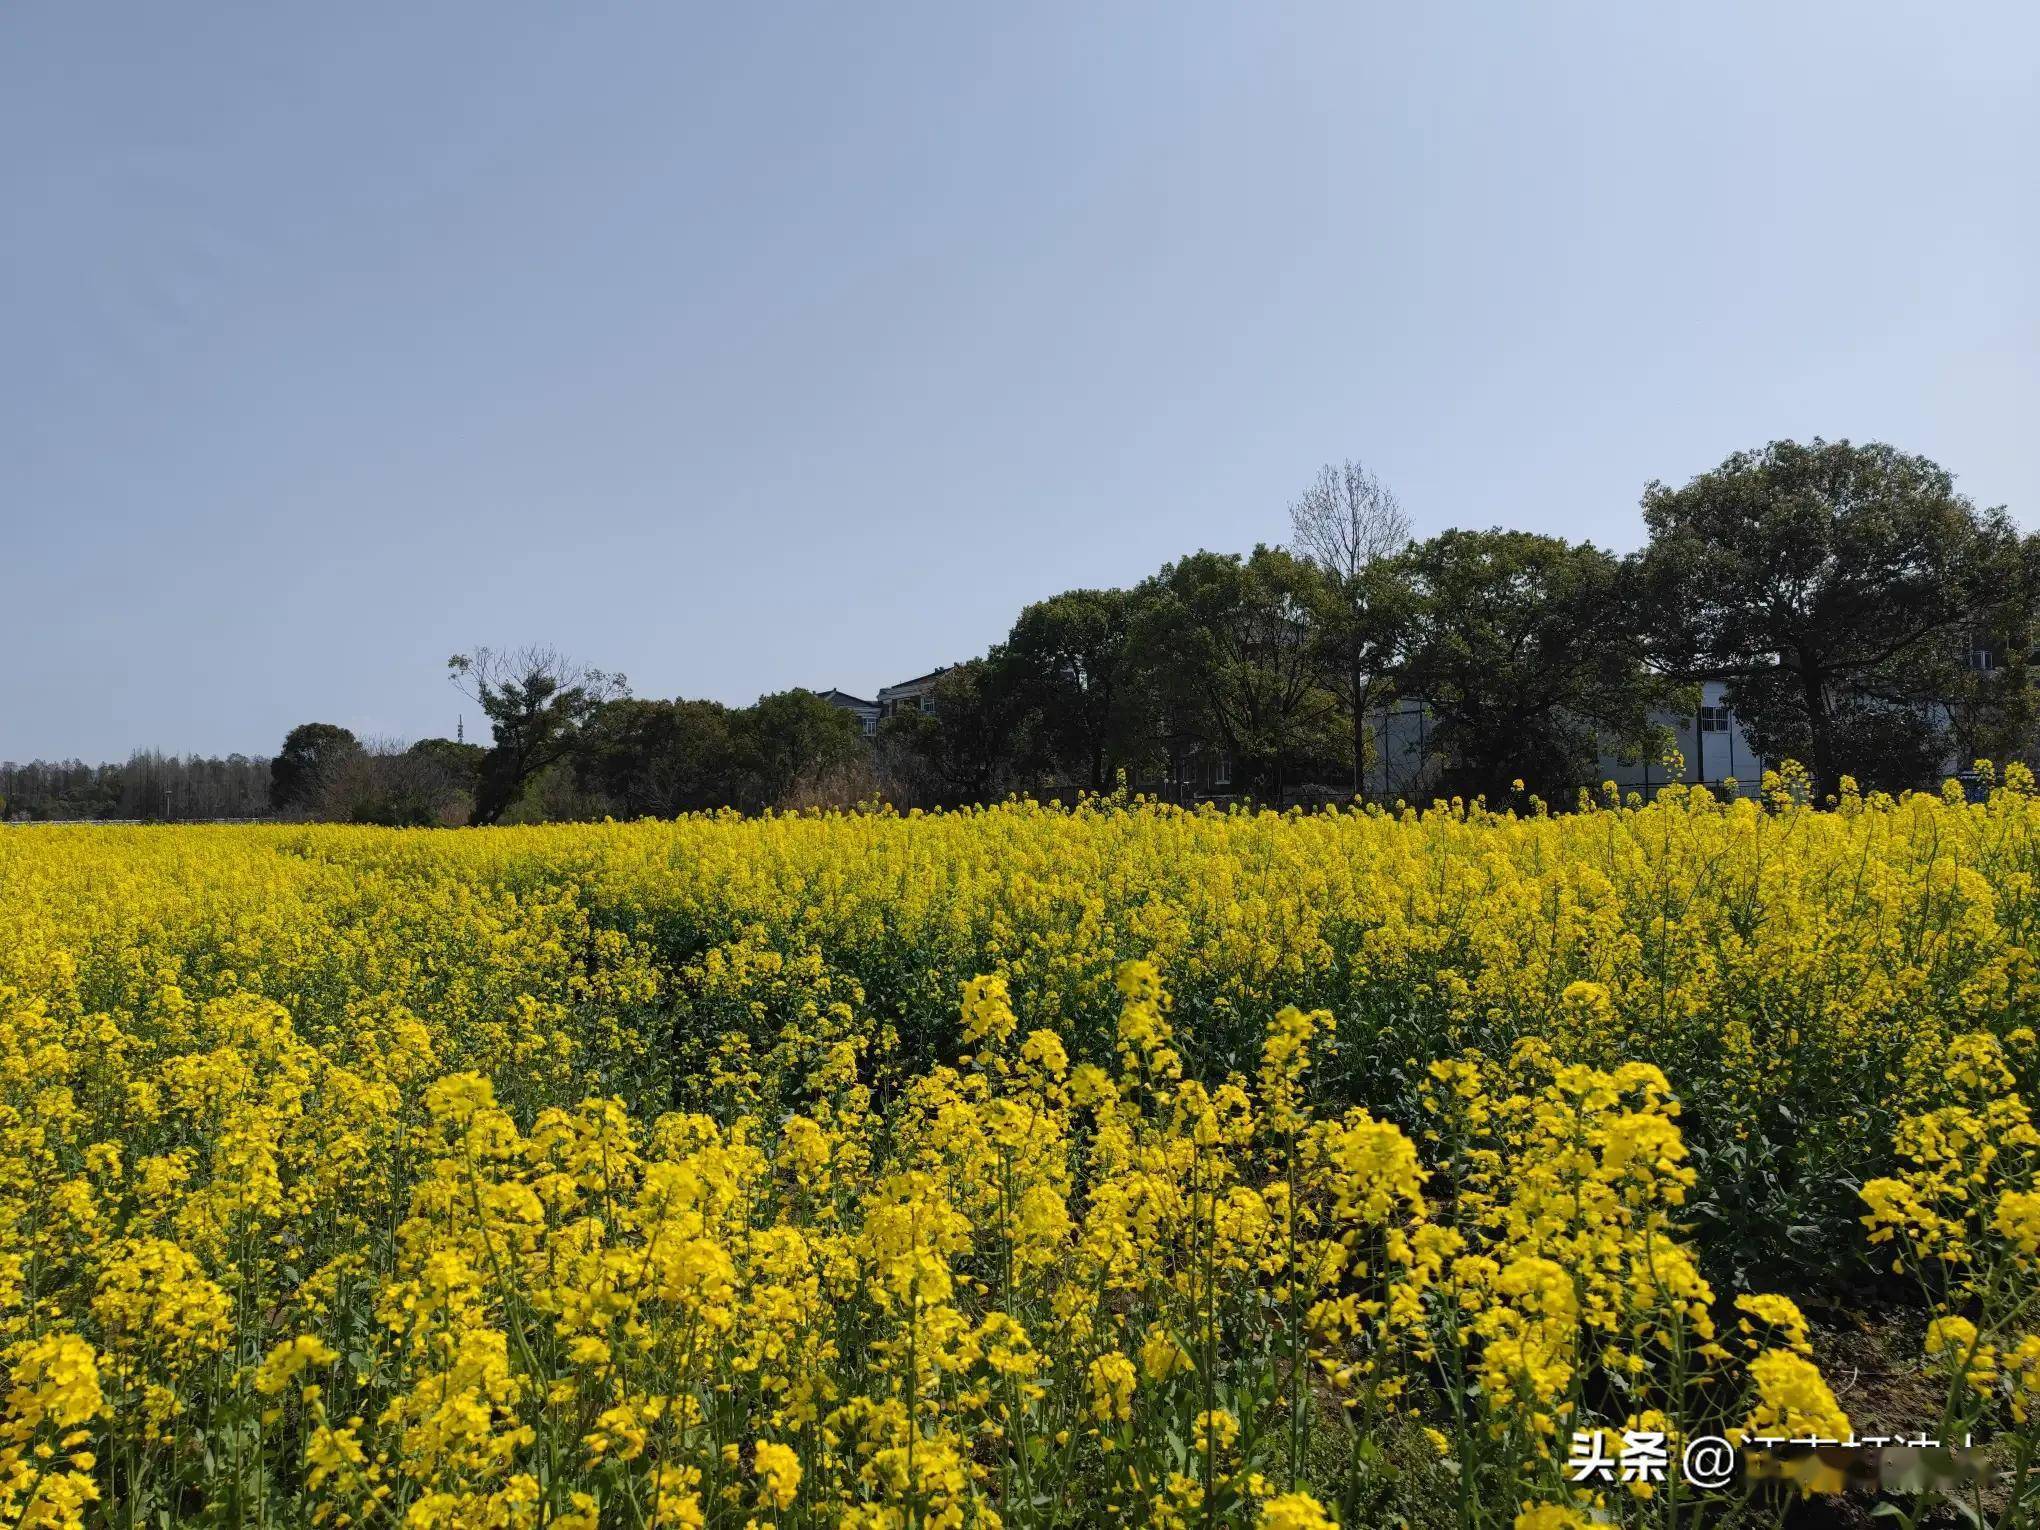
314,735 -> 478,826
1289,460 -> 1411,580
3,751 -> 273,821
1287,460 -> 1415,794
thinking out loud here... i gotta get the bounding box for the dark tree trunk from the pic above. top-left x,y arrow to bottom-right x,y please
1351,659 -> 1366,796
1800,664 -> 1839,801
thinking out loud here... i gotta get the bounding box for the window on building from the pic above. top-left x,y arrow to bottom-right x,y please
1970,643 -> 1998,673
1214,751 -> 1233,787
1699,705 -> 1731,734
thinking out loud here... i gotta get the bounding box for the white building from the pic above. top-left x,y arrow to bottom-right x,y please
1364,680 -> 1771,803
1598,680 -> 1768,800
813,669 -> 954,739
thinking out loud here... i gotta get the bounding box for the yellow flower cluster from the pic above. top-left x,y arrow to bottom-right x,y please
0,775 -> 2035,1524
1860,1023 -> 2040,1480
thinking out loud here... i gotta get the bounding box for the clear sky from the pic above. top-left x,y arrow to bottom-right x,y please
4,3 -> 2034,761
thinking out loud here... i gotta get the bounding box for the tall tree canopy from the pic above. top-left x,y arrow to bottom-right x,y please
1395,529 -> 1670,801
740,690 -> 869,808
997,588 -> 1149,792
1636,439 -> 2028,797
572,698 -> 744,817
1133,546 -> 1340,797
269,723 -> 361,813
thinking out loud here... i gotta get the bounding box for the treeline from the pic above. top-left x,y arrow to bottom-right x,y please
262,686 -> 882,827
931,437 -> 2032,806
0,752 -> 271,821
265,438 -> 2036,826
13,437 -> 2033,826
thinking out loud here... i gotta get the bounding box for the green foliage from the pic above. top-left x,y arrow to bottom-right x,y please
740,689 -> 868,807
1638,438 -> 2031,798
1392,529 -> 1673,801
571,691 -> 866,816
996,588 -> 1152,792
268,722 -> 361,812
1288,458 -> 1414,793
1295,552 -> 1413,795
1133,545 -> 1344,797
573,697 -> 744,816
876,662 -> 1016,807
407,736 -> 484,792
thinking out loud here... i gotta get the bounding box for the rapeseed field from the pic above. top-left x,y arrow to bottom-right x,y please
1,774 -> 2034,1527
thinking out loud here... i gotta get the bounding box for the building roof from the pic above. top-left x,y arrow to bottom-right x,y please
815,688 -> 878,710
877,666 -> 950,694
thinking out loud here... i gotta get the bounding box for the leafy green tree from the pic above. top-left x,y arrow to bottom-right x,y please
1937,532 -> 2040,773
737,690 -> 868,808
269,723 -> 361,813
1637,439 -> 2026,798
407,737 -> 485,794
448,647 -> 628,824
574,698 -> 746,817
1394,529 -> 1670,800
876,661 -> 1016,807
997,588 -> 1151,792
404,737 -> 486,820
1132,546 -> 1340,799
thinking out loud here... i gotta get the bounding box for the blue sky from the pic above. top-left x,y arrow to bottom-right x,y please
4,3 -> 2035,760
